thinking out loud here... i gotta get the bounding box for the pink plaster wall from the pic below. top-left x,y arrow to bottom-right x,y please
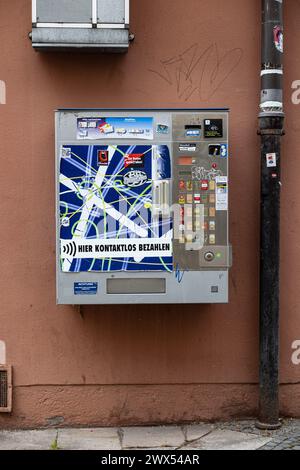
0,0 -> 299,428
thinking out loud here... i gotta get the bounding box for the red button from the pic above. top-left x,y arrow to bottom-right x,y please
180,207 -> 184,222
201,180 -> 209,190
212,163 -> 218,169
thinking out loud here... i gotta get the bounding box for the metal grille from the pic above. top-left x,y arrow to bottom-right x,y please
0,366 -> 12,412
0,369 -> 8,408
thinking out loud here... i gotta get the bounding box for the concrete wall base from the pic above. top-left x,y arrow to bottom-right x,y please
0,384 -> 299,429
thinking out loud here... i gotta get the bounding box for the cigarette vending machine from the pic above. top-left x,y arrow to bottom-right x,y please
56,109 -> 231,304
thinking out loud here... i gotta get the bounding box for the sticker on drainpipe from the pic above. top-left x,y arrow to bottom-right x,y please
266,153 -> 277,168
273,25 -> 283,53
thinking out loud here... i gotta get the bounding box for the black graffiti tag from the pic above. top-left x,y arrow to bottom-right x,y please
148,43 -> 243,101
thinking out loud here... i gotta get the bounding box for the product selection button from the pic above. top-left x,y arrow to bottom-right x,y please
209,234 -> 216,245
201,180 -> 209,191
209,180 -> 216,191
194,194 -> 201,204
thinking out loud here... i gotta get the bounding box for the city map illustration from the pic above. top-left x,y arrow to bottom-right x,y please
59,144 -> 173,273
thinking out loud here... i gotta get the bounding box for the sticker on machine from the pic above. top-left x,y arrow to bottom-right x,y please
77,117 -> 154,140
215,176 -> 228,211
204,119 -> 223,138
179,143 -> 197,152
61,238 -> 172,271
157,124 -> 169,135
74,282 -> 98,295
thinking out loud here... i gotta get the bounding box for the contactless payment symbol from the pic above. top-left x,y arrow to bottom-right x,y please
204,119 -> 223,138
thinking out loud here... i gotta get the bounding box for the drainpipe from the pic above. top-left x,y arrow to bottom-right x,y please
257,0 -> 284,430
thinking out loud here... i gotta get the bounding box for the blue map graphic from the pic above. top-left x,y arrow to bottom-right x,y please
59,145 -> 173,272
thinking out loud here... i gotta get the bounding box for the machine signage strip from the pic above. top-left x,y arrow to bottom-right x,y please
77,117 -> 154,140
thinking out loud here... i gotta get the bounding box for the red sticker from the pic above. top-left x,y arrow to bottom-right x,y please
124,153 -> 144,168
201,180 -> 209,190
98,150 -> 109,165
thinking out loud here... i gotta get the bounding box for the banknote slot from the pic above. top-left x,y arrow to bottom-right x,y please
107,278 -> 166,294
185,125 -> 201,130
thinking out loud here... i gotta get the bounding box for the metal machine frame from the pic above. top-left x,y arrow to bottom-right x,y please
56,109 -> 230,305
